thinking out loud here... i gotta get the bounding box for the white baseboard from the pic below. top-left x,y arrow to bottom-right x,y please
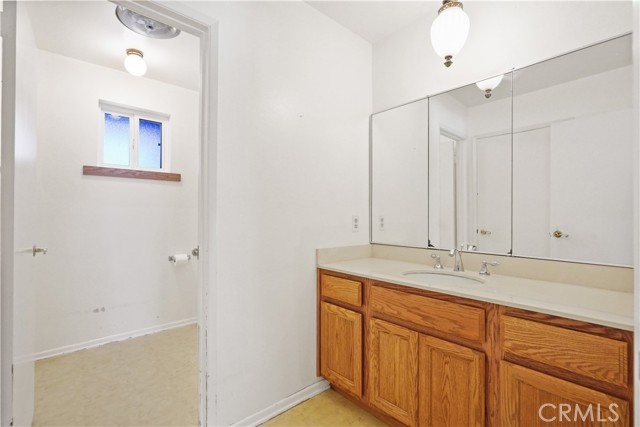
231,380 -> 331,427
31,318 -> 198,361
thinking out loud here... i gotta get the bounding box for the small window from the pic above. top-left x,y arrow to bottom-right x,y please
100,101 -> 169,171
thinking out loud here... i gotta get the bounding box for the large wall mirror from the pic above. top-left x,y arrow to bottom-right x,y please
370,33 -> 632,266
512,35 -> 632,265
371,98 -> 429,247
428,74 -> 512,255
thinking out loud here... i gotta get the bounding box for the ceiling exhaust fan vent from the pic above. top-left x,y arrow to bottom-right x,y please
115,6 -> 180,39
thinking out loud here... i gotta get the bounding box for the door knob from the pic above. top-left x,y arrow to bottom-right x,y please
18,245 -> 48,256
550,230 -> 569,238
33,246 -> 48,256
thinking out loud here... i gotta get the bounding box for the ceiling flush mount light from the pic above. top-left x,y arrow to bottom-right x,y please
475,75 -> 504,98
124,48 -> 147,77
430,0 -> 470,68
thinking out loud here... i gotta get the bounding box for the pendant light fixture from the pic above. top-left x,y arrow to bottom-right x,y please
475,75 -> 504,98
124,48 -> 147,77
430,0 -> 470,68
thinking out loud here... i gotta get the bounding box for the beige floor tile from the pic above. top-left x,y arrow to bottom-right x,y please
262,389 -> 388,427
33,324 -> 199,427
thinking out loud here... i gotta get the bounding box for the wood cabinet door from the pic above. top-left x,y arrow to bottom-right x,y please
369,318 -> 418,426
500,362 -> 629,427
419,335 -> 485,427
320,302 -> 362,397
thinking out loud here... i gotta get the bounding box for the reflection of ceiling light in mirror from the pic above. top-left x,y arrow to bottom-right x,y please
124,48 -> 147,77
431,0 -> 470,68
476,75 -> 504,98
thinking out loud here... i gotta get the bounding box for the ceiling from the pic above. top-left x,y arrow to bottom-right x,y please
306,1 -> 437,44
23,1 -> 631,98
445,34 -> 632,108
24,1 -> 200,91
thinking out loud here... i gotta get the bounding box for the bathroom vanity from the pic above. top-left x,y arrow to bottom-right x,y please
321,33 -> 635,427
316,251 -> 633,427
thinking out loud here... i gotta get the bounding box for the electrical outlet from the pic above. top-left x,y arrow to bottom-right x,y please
352,215 -> 359,232
379,215 -> 385,231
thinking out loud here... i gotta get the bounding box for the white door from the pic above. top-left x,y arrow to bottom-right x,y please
475,134 -> 511,254
437,135 -> 456,249
512,127 -> 550,258
10,3 -> 43,424
2,2 -> 46,426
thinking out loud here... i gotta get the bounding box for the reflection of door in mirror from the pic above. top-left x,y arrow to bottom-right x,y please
437,134 -> 457,249
512,34 -> 633,266
513,127 -> 550,258
513,112 -> 633,265
550,111 -> 632,264
474,134 -> 512,254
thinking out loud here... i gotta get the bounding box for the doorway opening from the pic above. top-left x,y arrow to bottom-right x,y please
2,1 -> 213,425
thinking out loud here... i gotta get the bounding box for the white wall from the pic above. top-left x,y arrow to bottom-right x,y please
373,1 -> 633,111
173,1 -> 372,425
32,49 -> 199,355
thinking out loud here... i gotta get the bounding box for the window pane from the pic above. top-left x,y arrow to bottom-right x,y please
139,119 -> 163,169
103,113 -> 130,166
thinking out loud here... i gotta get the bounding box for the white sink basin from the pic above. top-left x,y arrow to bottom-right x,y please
402,270 -> 484,286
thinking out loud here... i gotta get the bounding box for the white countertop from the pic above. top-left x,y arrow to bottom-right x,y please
318,257 -> 634,331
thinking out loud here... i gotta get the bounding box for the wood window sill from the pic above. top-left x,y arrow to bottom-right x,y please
83,165 -> 181,182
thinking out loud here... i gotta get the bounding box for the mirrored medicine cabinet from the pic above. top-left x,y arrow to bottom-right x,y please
370,34 -> 633,266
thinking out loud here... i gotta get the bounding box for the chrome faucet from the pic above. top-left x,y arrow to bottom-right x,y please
449,248 -> 464,271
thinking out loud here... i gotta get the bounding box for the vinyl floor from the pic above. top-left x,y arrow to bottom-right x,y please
32,324 -> 199,427
33,325 -> 386,427
262,389 -> 388,427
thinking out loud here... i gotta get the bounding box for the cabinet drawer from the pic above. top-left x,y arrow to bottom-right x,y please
321,273 -> 362,307
501,315 -> 629,387
370,285 -> 485,343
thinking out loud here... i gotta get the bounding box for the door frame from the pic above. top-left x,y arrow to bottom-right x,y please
0,1 -> 219,425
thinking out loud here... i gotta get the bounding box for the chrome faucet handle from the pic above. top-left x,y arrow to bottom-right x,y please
479,260 -> 499,276
430,254 -> 443,270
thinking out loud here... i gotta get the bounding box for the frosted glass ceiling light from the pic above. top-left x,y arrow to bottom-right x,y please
430,0 -> 470,68
124,48 -> 147,77
475,75 -> 504,98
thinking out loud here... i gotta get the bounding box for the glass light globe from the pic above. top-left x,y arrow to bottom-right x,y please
124,49 -> 147,77
476,75 -> 504,98
430,3 -> 470,67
